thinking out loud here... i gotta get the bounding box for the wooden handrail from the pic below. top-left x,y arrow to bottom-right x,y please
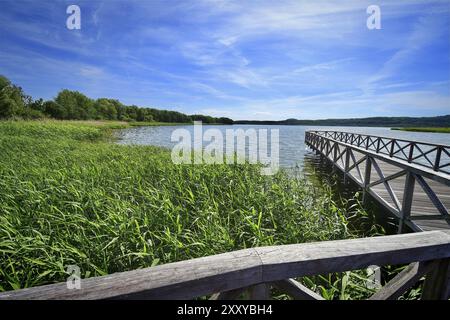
0,231 -> 449,300
305,131 -> 450,232
306,132 -> 450,185
306,131 -> 450,175
307,130 -> 450,149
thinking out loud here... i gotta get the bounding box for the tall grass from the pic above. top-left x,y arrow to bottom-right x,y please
0,120 -> 410,299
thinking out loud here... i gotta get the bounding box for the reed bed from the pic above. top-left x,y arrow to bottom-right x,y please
0,120 -> 410,299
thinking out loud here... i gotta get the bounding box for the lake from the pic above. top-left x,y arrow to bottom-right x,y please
116,125 -> 450,169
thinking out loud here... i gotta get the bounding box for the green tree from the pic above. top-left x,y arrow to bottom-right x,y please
55,89 -> 94,120
0,75 -> 26,118
28,98 -> 45,113
94,98 -> 118,120
43,101 -> 67,119
136,108 -> 154,122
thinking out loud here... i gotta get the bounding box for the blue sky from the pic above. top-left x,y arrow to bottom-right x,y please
0,0 -> 449,120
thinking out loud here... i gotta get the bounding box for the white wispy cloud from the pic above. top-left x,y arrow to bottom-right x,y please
362,7 -> 449,93
0,0 -> 448,119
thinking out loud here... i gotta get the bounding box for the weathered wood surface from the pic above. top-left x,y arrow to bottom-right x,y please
1,230 -> 449,300
0,249 -> 263,300
305,131 -> 450,232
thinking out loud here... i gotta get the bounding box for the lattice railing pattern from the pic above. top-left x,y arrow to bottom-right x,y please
308,131 -> 450,174
305,131 -> 450,233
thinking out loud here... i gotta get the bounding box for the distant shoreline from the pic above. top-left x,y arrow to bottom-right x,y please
233,115 -> 450,127
2,114 -> 449,129
391,127 -> 450,133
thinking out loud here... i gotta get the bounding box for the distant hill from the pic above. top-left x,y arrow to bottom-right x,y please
234,115 -> 450,127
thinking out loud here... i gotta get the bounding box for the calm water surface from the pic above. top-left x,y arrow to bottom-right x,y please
117,125 -> 450,168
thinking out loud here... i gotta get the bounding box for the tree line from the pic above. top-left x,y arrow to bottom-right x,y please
235,116 -> 450,127
0,75 -> 234,124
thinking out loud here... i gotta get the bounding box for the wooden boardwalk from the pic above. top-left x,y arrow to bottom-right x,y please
305,131 -> 450,232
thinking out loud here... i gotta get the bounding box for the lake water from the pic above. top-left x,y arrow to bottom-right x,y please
116,125 -> 450,169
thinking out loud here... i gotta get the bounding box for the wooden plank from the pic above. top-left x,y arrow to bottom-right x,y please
420,225 -> 450,231
411,215 -> 450,221
414,174 -> 449,217
271,279 -> 324,300
369,261 -> 435,300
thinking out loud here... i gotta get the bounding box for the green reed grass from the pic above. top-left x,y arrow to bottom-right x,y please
0,120 -> 413,299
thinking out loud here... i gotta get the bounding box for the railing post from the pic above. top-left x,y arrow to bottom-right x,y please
390,139 -> 396,157
362,156 -> 372,203
344,147 -> 350,184
331,142 -> 338,173
408,143 -> 414,163
421,258 -> 450,300
398,172 -> 415,234
315,136 -> 320,155
434,146 -> 442,171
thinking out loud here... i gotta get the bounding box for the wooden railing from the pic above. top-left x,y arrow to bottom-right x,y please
306,131 -> 450,174
0,231 -> 449,300
305,131 -> 450,232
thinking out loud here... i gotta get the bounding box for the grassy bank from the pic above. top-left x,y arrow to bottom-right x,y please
0,120 -> 407,299
392,127 -> 450,133
128,121 -> 193,127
